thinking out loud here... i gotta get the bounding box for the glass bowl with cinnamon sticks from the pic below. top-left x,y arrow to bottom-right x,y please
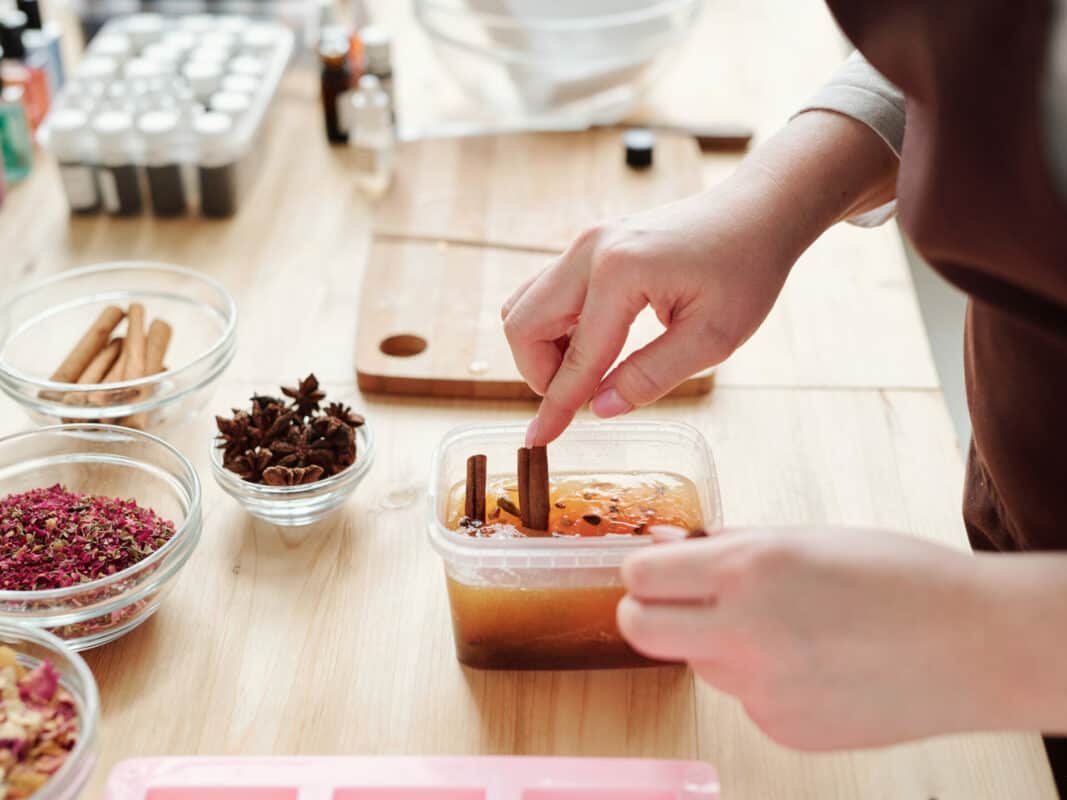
0,262 -> 237,432
0,424 -> 203,650
427,420 -> 722,671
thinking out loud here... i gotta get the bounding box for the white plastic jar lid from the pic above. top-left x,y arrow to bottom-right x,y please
92,109 -> 134,153
76,55 -> 119,82
48,107 -> 89,155
124,57 -> 166,81
221,74 -> 258,95
89,33 -> 132,61
209,90 -> 251,117
229,55 -> 266,77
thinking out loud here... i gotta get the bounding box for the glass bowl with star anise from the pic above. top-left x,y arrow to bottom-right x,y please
210,375 -> 374,526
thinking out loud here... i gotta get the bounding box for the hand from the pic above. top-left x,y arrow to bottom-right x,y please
501,174 -> 796,446
618,526 -> 1002,750
500,111 -> 901,446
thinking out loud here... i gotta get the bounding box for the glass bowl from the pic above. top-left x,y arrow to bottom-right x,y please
427,419 -> 721,669
0,424 -> 203,650
210,422 -> 375,527
414,0 -> 702,122
0,262 -> 237,434
0,622 -> 100,799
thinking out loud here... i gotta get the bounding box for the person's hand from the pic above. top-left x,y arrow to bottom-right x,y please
618,526 -> 1010,750
501,172 -> 797,446
500,111 -> 901,447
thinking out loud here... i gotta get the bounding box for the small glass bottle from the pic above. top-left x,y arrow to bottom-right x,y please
359,25 -> 394,124
0,79 -> 33,183
194,110 -> 237,218
0,12 -> 50,130
49,107 -> 100,213
319,35 -> 351,145
347,74 -> 394,197
139,108 -> 186,217
92,109 -> 142,216
18,0 -> 64,93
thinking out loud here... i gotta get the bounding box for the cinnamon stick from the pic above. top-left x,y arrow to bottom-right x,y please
517,446 -> 531,528
527,445 -> 550,531
62,338 -> 124,410
122,303 -> 147,384
144,319 -> 172,375
90,340 -> 130,407
122,319 -> 173,429
517,446 -> 550,530
465,454 -> 487,524
49,305 -> 125,384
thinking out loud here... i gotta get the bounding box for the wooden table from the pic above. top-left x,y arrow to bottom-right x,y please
0,0 -> 1057,797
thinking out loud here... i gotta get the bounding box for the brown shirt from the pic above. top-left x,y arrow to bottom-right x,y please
824,0 -> 1067,553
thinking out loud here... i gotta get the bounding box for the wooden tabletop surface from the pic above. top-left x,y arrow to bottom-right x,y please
0,0 -> 1056,797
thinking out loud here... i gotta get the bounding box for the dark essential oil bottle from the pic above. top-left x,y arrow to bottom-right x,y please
49,107 -> 100,214
195,110 -> 238,218
319,34 -> 352,145
91,109 -> 143,216
139,108 -> 186,217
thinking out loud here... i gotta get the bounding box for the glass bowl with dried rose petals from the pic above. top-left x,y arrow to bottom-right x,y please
210,375 -> 374,526
0,424 -> 202,650
0,622 -> 99,799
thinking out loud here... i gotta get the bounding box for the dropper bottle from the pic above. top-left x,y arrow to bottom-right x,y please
347,73 -> 394,197
0,70 -> 33,182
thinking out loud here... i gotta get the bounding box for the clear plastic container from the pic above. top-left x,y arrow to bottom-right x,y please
0,621 -> 100,797
427,420 -> 722,670
0,425 -> 202,650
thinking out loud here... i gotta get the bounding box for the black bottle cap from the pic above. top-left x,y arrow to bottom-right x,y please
624,128 -> 655,169
0,11 -> 28,60
16,1 -> 42,30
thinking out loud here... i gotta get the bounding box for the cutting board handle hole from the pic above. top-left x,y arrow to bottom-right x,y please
380,334 -> 428,357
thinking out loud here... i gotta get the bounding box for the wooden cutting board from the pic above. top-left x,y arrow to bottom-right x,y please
374,130 -> 705,252
359,129 -> 712,400
355,236 -> 714,399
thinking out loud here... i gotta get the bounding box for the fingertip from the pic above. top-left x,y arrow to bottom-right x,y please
590,387 -> 634,419
616,594 -> 641,638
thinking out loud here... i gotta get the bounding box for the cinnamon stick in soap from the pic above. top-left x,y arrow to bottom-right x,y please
518,447 -> 531,528
527,445 -> 550,531
465,454 -> 487,524
49,305 -> 124,384
517,446 -> 550,530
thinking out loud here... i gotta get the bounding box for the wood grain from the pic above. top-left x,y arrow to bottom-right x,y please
374,130 -> 704,253
356,237 -> 713,399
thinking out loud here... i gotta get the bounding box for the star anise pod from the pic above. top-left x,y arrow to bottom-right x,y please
262,465 -> 325,486
282,374 -> 326,417
311,415 -> 356,472
228,448 -> 273,482
273,425 -> 336,470
216,412 -> 254,461
324,402 -> 364,428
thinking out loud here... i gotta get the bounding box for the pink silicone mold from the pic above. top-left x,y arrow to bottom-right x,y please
106,756 -> 720,800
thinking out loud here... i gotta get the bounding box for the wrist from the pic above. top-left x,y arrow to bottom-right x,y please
728,110 -> 899,262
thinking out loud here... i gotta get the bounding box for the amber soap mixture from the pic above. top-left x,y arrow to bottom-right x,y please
445,448 -> 702,669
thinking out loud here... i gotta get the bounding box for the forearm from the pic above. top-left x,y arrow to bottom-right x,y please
723,109 -> 899,266
973,554 -> 1067,733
